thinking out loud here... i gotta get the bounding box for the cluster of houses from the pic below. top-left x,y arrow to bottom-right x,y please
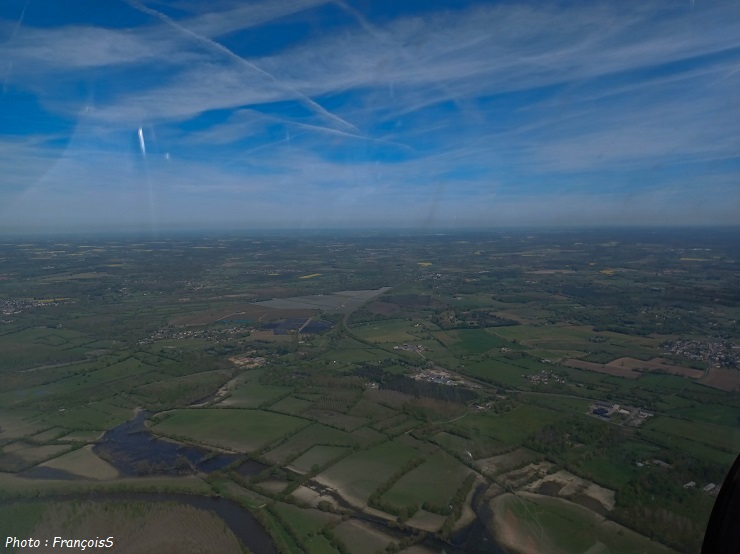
410,368 -> 460,386
139,324 -> 248,345
663,338 -> 738,368
526,370 -> 565,385
393,343 -> 428,354
0,297 -> 64,316
683,481 -> 718,493
589,401 -> 653,426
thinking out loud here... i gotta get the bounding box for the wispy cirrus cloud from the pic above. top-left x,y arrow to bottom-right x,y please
0,0 -> 738,232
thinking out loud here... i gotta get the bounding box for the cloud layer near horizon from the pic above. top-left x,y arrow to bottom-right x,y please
0,0 -> 738,233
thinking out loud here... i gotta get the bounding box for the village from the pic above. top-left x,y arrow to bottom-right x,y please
662,338 -> 739,368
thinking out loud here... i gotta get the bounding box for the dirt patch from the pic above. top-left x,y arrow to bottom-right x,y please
311,474 -> 367,510
290,484 -> 322,506
40,444 -> 119,480
536,481 -> 563,496
565,357 -> 702,380
564,359 -> 640,378
524,470 -> 615,513
497,461 -> 553,489
477,447 -> 541,478
406,509 -> 446,533
452,476 -> 485,533
256,479 -> 289,494
489,493 -> 559,554
700,367 -> 740,391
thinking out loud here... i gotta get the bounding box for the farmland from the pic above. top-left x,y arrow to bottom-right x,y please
0,230 -> 737,553
152,409 -> 309,452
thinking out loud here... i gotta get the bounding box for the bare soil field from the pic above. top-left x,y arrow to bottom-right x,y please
257,478 -> 289,494
497,461 -> 553,489
312,473 -> 366,509
607,357 -> 703,378
406,509 -> 446,533
9,443 -> 72,465
58,430 -> 104,442
255,288 -> 391,312
477,447 -> 541,478
170,304 -> 317,325
39,444 -> 119,480
565,356 -> 702,380
700,367 -> 740,391
524,470 -> 615,513
291,484 -> 323,506
452,477 -> 486,533
564,359 -> 641,378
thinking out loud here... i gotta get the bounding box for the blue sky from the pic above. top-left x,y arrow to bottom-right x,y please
0,0 -> 738,233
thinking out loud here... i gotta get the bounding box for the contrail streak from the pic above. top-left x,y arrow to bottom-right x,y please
247,110 -> 413,151
3,0 -> 30,91
123,0 -> 360,134
11,0 -> 30,40
335,0 -> 465,116
138,126 -> 147,156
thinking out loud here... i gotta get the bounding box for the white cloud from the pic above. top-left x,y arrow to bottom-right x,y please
1,0 -> 739,231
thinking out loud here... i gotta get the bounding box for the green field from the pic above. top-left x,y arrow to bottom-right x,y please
643,415 -> 740,453
317,440 -> 420,505
382,450 -> 470,511
263,423 -> 358,464
332,520 -> 394,554
40,401 -> 133,431
222,377 -> 292,408
494,493 -> 674,554
446,404 -> 561,445
290,445 -> 349,473
133,370 -> 233,406
461,358 -> 533,386
434,329 -> 512,355
672,404 -> 740,428
305,535 -> 340,554
319,348 -> 391,364
0,232 -> 738,554
270,396 -> 315,415
153,408 -> 309,452
348,399 -> 396,421
0,328 -> 93,371
271,502 -> 338,538
351,320 -> 423,343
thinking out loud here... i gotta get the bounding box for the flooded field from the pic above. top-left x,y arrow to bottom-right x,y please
93,412 -> 241,476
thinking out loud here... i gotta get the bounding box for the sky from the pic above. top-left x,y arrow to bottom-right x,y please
0,0 -> 738,234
